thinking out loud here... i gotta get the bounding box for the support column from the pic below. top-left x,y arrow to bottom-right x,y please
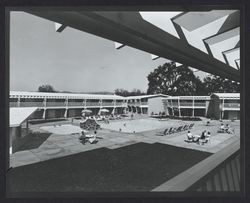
26,119 -> 29,134
171,99 -> 174,116
42,109 -> 46,119
140,99 -> 142,114
43,97 -> 47,108
192,97 -> 195,117
65,97 -> 68,108
17,97 -> 21,107
64,109 -> 68,118
83,99 -> 86,108
178,98 -> 181,117
222,99 -> 225,119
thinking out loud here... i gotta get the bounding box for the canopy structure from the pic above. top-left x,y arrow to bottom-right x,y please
10,107 -> 38,127
26,10 -> 240,81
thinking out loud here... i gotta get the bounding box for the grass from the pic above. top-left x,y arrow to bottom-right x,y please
7,142 -> 211,192
13,131 -> 51,153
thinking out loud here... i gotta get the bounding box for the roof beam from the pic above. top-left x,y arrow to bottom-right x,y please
27,11 -> 240,81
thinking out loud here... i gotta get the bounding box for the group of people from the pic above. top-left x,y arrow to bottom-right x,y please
219,123 -> 235,134
186,130 -> 211,145
79,130 -> 98,144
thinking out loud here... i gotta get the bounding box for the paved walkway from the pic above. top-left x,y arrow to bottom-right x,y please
10,118 -> 240,168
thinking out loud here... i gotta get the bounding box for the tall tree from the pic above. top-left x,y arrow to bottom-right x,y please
203,75 -> 240,95
147,62 -> 205,96
38,84 -> 56,92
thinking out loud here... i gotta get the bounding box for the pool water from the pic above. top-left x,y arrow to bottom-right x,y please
101,118 -> 184,133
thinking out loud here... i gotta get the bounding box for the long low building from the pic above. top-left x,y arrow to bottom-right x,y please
9,91 -> 240,120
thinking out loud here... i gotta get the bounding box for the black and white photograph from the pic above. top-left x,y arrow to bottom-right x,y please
5,7 -> 242,195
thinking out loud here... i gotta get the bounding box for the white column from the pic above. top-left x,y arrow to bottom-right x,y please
64,109 -> 68,118
192,97 -> 195,117
65,97 -> 68,107
222,99 -> 225,119
17,97 -> 21,107
43,97 -> 47,107
83,99 -> 86,108
42,109 -> 46,119
178,98 -> 181,117
170,99 -> 173,116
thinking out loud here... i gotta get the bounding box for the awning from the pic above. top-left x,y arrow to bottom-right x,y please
10,107 -> 38,127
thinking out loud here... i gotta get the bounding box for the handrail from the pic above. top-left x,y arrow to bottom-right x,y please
152,140 -> 240,191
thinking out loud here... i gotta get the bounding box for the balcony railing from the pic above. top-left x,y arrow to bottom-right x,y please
152,140 -> 240,192
10,102 -> 18,107
68,102 -> 84,107
102,102 -> 114,106
194,102 -> 206,107
86,102 -> 101,106
19,102 -> 44,107
179,102 -> 193,107
224,103 -> 240,108
46,102 -> 66,107
141,102 -> 148,105
116,102 -> 126,106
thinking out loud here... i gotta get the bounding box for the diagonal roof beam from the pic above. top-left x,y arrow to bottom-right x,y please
27,11 -> 240,81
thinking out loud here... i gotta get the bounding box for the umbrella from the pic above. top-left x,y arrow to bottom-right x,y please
81,109 -> 92,113
100,108 -> 109,113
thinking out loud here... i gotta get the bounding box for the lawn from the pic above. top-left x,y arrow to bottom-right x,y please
13,131 -> 51,153
7,142 -> 211,192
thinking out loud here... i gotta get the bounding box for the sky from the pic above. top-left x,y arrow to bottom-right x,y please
10,12 -> 171,93
10,11 -> 236,93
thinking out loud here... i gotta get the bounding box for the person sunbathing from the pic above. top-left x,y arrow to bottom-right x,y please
185,131 -> 194,142
79,131 -> 87,144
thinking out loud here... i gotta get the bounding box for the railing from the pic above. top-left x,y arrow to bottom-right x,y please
224,103 -> 240,108
86,102 -> 101,106
179,102 -> 193,107
152,140 -> 240,192
128,102 -> 140,106
68,102 -> 84,106
172,102 -> 179,107
194,102 -> 206,107
102,102 -> 114,106
116,102 -> 126,106
9,102 -> 18,107
19,102 -> 44,107
46,102 -> 66,107
141,102 -> 148,105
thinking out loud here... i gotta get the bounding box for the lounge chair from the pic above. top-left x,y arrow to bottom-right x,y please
189,123 -> 194,129
163,128 -> 169,135
167,127 -> 174,134
182,125 -> 188,131
176,126 -> 183,132
184,136 -> 194,143
88,135 -> 98,144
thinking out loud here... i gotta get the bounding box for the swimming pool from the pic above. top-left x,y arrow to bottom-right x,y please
100,118 -> 185,133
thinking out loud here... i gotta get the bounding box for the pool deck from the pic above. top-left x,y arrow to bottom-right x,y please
10,117 -> 240,168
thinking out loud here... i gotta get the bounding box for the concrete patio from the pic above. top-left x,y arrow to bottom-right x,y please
9,118 -> 240,168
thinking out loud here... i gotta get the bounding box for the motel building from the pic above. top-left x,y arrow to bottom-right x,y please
9,91 -> 240,120
10,91 -> 128,120
207,93 -> 240,120
126,94 -> 169,115
162,96 -> 211,117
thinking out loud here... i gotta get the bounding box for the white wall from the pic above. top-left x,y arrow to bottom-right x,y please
148,97 -> 165,115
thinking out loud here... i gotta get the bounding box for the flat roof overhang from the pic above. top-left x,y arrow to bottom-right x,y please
26,11 -> 240,81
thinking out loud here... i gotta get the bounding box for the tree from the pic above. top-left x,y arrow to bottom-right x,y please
38,84 -> 56,92
147,62 -> 205,96
202,75 -> 240,95
114,88 -> 146,97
